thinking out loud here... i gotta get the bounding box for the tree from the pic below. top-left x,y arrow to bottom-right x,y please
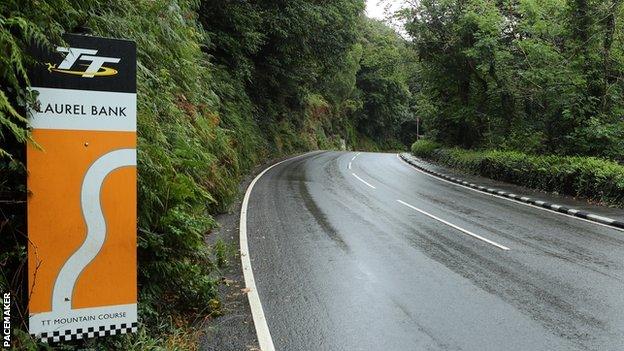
355,18 -> 415,141
401,0 -> 624,158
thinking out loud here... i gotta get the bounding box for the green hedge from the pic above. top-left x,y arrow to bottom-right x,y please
411,140 -> 624,207
410,139 -> 441,158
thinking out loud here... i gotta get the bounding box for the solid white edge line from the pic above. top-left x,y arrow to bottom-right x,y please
352,172 -> 376,189
397,199 -> 510,251
240,152 -> 317,351
396,154 -> 624,233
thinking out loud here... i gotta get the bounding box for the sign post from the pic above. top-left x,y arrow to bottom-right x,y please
27,34 -> 137,343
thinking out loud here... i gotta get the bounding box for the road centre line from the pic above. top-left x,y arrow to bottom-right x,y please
396,154 -> 624,233
352,172 -> 376,189
348,161 -> 352,169
397,199 -> 510,251
351,152 -> 360,161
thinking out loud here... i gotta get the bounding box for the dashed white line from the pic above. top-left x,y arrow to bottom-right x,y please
352,172 -> 376,189
351,152 -> 360,161
397,199 -> 510,251
348,161 -> 352,170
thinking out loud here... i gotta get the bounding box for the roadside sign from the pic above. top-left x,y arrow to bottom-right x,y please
27,34 -> 137,343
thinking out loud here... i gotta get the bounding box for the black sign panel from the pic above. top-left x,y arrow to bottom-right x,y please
29,34 -> 136,93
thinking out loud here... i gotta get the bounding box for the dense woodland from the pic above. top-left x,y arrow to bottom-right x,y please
1,0 -> 623,349
404,0 -> 624,159
405,0 -> 624,208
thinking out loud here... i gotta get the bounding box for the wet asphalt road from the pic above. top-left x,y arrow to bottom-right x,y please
246,151 -> 624,351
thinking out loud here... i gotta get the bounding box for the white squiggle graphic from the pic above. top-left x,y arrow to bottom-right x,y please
52,148 -> 136,312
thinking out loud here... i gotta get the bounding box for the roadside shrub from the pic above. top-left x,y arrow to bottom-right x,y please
412,143 -> 624,207
410,139 -> 440,158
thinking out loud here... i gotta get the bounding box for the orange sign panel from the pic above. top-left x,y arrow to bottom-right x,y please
27,34 -> 137,343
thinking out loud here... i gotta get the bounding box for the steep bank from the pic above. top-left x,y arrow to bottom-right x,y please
0,0 -> 413,348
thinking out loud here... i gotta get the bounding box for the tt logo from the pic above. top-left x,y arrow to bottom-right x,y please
47,47 -> 121,78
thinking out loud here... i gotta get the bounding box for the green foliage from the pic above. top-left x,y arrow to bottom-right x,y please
411,139 -> 441,158
412,145 -> 624,207
355,19 -> 417,142
0,14 -> 43,158
213,239 -> 229,268
84,0 -> 254,329
199,0 -> 363,132
199,1 -> 415,150
401,0 -> 624,159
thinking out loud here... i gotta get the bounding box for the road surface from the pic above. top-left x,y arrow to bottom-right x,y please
245,151 -> 624,351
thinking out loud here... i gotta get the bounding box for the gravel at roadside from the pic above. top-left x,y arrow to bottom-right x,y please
199,154 -> 301,351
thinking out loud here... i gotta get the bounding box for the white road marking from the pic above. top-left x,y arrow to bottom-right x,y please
396,154 -> 624,232
351,152 -> 360,161
348,161 -> 352,170
240,153 -> 317,351
588,214 -> 615,224
352,172 -> 376,189
397,199 -> 510,251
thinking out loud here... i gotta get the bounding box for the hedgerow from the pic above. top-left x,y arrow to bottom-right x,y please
410,139 -> 440,158
411,140 -> 624,207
